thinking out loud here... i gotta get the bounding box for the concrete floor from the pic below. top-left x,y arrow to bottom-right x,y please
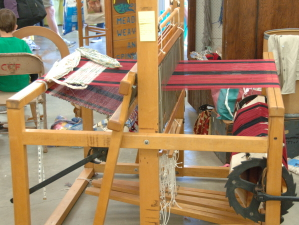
0,27 -> 299,225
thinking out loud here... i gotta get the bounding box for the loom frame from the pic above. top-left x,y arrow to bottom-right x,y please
7,2 -> 284,225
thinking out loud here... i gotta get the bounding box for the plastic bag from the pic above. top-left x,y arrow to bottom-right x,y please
63,0 -> 83,35
211,88 -> 241,121
211,88 -> 262,121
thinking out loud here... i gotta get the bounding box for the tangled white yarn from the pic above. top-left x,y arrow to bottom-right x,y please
159,150 -> 182,225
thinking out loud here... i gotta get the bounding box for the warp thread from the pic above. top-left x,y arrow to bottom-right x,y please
159,151 -> 181,225
36,97 -> 47,200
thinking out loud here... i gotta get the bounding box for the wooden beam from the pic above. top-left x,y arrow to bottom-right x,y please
93,162 -> 229,178
92,67 -> 136,225
6,81 -> 51,109
136,0 -> 160,223
8,107 -> 31,225
93,162 -> 139,174
82,107 -> 94,169
45,168 -> 94,225
86,187 -> 256,224
183,166 -> 229,178
22,130 -> 268,153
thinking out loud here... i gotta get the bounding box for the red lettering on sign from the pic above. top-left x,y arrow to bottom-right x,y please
1,64 -> 7,71
0,64 -> 21,72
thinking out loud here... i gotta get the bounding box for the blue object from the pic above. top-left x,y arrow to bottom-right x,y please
288,159 -> 299,167
63,0 -> 83,35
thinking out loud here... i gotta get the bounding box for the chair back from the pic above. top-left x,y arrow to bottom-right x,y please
13,26 -> 70,58
0,53 -> 44,76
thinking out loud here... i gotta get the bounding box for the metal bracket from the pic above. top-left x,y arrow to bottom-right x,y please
88,147 -> 109,164
256,192 -> 299,202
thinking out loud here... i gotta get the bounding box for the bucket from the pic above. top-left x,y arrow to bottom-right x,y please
263,28 -> 299,114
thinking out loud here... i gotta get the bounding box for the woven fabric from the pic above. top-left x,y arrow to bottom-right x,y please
193,110 -> 211,135
232,101 -> 288,168
44,59 -> 279,116
166,60 -> 280,90
45,59 -> 135,115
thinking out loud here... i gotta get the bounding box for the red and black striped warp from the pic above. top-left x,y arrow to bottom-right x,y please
45,59 -> 280,115
165,60 -> 280,90
45,59 -> 136,115
231,102 -> 288,168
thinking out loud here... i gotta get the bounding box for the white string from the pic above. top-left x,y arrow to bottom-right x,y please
159,150 -> 181,225
225,88 -> 234,118
35,80 -> 48,91
160,49 -> 166,54
36,97 -> 46,200
177,26 -> 184,31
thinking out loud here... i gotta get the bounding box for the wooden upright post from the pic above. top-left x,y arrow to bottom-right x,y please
136,0 -> 160,224
136,0 -> 160,225
8,107 -> 31,225
265,88 -> 284,225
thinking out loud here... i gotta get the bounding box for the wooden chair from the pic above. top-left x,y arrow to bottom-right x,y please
76,0 -> 107,48
0,53 -> 46,136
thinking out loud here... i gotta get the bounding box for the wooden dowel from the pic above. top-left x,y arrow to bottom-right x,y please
163,90 -> 185,133
158,7 -> 172,22
158,27 -> 184,64
160,8 -> 180,29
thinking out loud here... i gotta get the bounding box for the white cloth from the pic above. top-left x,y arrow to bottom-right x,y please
268,35 -> 299,94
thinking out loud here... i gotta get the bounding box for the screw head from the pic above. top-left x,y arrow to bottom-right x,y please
144,140 -> 149,145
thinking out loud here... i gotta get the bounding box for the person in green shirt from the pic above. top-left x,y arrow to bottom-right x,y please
0,8 -> 32,92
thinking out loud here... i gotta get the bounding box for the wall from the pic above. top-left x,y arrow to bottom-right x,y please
195,0 -> 223,53
222,0 -> 299,59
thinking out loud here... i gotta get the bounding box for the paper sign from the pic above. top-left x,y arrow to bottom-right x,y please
138,11 -> 156,42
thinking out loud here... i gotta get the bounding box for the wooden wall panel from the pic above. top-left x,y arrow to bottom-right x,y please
223,0 -> 299,60
257,0 -> 299,58
222,0 -> 258,60
188,90 -> 214,113
187,0 -> 196,59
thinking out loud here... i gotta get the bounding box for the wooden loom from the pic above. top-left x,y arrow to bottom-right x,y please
7,1 -> 285,225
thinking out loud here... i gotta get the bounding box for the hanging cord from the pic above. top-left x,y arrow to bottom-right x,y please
202,0 -> 212,50
218,0 -> 224,26
224,88 -> 234,119
36,97 -> 47,200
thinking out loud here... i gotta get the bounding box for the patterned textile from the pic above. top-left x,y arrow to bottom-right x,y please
76,47 -> 121,68
193,110 -> 211,135
44,59 -> 279,116
167,60 -> 280,90
45,59 -> 136,115
231,101 -> 288,168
